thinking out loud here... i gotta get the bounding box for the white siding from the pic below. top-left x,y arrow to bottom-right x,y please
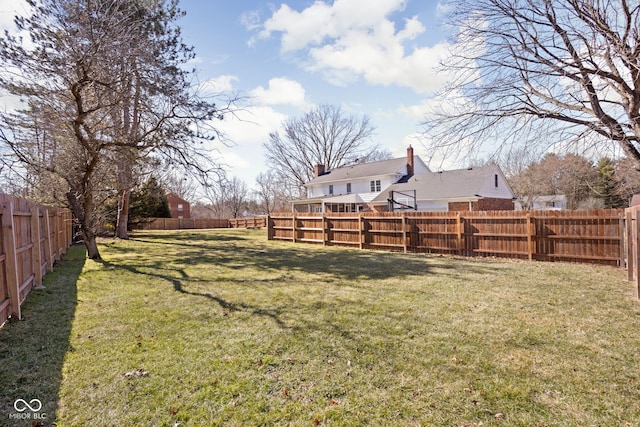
308,174 -> 401,198
476,170 -> 514,199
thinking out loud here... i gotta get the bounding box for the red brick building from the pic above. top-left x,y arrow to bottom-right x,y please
167,193 -> 190,219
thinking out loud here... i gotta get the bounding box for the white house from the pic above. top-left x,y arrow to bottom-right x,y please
514,194 -> 567,210
292,146 -> 515,213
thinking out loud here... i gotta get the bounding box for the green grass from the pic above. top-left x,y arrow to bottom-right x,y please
2,228 -> 640,426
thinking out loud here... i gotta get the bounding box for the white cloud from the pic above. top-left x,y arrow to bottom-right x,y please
255,0 -> 452,94
214,104 -> 289,184
249,77 -> 311,109
200,75 -> 238,94
241,9 -> 262,31
259,0 -> 408,51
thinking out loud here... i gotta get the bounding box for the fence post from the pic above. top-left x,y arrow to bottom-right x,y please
456,213 -> 463,256
267,216 -> 274,240
636,210 -> 640,298
402,214 -> 408,253
627,211 -> 634,282
526,214 -> 534,261
43,209 -> 54,272
322,214 -> 327,246
30,205 -> 44,289
292,214 -> 297,243
1,202 -> 21,320
619,213 -> 625,268
359,214 -> 364,250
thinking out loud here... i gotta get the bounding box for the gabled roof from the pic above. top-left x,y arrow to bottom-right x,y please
371,165 -> 512,203
306,156 -> 424,186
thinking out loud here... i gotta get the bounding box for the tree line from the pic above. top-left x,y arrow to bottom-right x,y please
0,0 -> 236,259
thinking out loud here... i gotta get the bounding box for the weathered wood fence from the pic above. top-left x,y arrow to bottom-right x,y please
142,216 -> 268,230
0,194 -> 72,325
142,218 -> 231,230
624,205 -> 640,297
229,216 -> 267,228
268,210 -> 626,267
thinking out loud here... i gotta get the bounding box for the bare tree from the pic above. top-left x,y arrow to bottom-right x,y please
0,0 -> 233,258
264,104 -> 378,196
253,171 -> 291,214
226,177 -> 248,219
200,175 -> 229,219
508,153 -> 598,209
422,0 -> 640,168
615,156 -> 640,203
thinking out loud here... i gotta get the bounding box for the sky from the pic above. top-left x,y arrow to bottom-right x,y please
0,0 -> 459,189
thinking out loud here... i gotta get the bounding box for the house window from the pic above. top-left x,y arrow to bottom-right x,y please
329,185 -> 334,195
346,183 -> 351,193
494,174 -> 499,188
370,180 -> 381,192
177,204 -> 184,212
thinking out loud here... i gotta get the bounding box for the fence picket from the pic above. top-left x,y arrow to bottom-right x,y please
268,210 -> 626,267
1,202 -> 21,320
0,195 -> 72,326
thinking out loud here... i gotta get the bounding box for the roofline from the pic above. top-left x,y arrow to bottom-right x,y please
369,196 -> 483,205
304,171 -> 404,187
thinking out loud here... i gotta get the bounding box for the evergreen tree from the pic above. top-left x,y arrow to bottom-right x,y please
0,0 -> 232,258
128,177 -> 171,229
595,158 -> 625,208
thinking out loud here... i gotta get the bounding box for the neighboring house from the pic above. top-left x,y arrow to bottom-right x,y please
292,146 -> 515,213
167,193 -> 190,218
514,195 -> 567,210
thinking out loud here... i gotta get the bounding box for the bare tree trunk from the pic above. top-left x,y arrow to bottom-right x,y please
67,189 -> 101,260
115,187 -> 131,239
115,147 -> 135,239
82,228 -> 101,260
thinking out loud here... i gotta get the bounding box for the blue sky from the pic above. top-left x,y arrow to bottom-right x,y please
1,0 -> 458,187
175,0 -> 459,186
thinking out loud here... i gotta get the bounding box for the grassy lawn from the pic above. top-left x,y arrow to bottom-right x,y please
1,228 -> 639,426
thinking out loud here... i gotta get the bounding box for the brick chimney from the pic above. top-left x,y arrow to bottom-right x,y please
407,145 -> 414,177
314,164 -> 325,177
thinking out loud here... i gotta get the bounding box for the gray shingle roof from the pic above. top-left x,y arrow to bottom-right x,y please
305,157 -> 409,185
371,165 -> 503,203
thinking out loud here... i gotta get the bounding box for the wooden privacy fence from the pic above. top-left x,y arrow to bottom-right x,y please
0,194 -> 72,324
624,205 -> 640,297
229,216 -> 267,228
142,216 -> 268,230
142,217 -> 231,230
268,210 -> 626,267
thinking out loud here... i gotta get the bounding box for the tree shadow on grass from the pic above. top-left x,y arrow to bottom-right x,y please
0,245 -> 85,426
126,230 -> 505,281
96,258 -> 291,330
100,230 -> 508,343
